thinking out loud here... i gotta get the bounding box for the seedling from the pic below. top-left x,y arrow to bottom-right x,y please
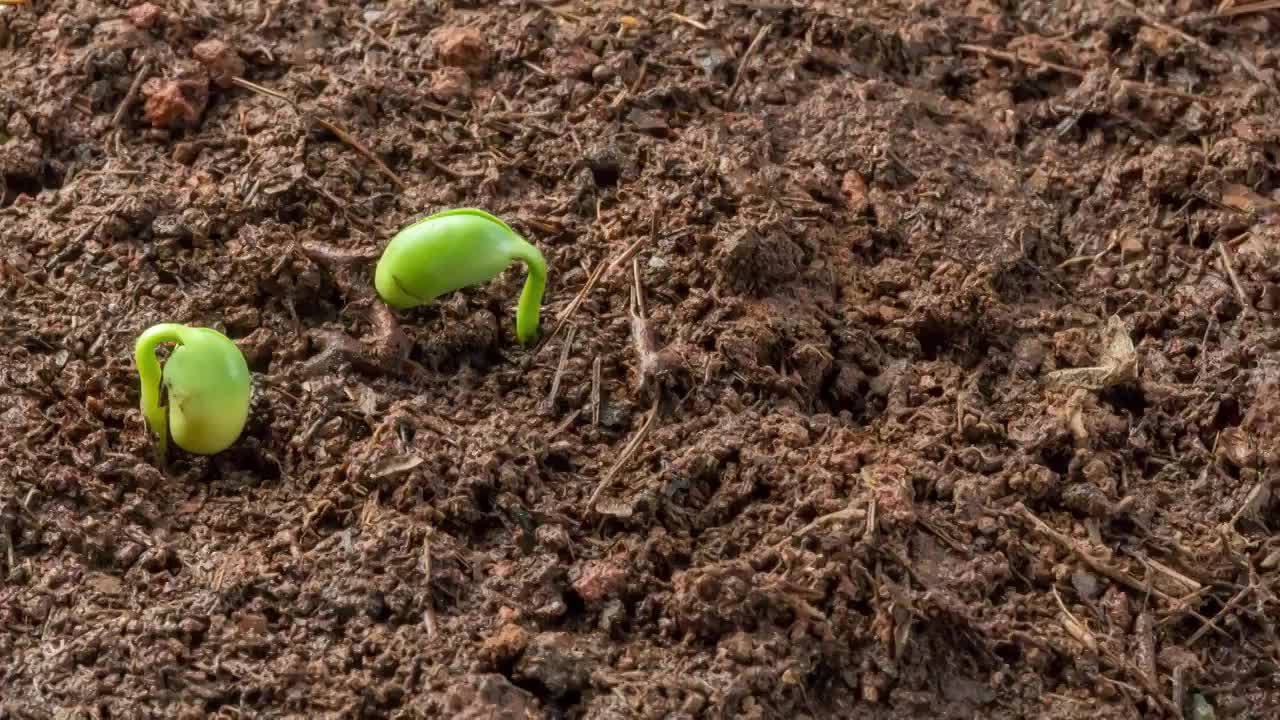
135,323 -> 251,456
374,208 -> 547,345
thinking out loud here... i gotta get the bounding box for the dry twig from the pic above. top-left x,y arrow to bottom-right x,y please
1216,241 -> 1252,319
1216,0 -> 1280,16
232,77 -> 408,191
958,43 -> 1204,100
957,43 -> 1083,78
111,54 -> 151,128
1119,0 -> 1277,94
728,23 -> 774,104
591,355 -> 602,426
420,533 -> 438,637
772,504 -> 867,550
587,401 -> 658,508
547,325 -> 576,406
1013,504 -> 1174,601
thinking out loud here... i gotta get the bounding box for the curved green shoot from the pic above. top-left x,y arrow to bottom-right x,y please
135,323 -> 251,456
374,208 -> 548,345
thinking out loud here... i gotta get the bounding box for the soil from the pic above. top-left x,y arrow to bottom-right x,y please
3,0 -> 1280,717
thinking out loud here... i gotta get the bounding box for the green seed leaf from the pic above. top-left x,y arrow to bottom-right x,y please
374,208 -> 548,345
135,323 -> 251,456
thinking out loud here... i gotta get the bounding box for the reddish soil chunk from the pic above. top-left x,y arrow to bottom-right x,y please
192,38 -> 245,89
432,26 -> 493,72
429,66 -> 472,103
141,77 -> 208,128
126,2 -> 162,30
4,0 -> 1280,717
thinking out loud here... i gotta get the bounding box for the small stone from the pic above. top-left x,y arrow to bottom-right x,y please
113,542 -> 144,570
841,170 -> 869,214
584,144 -> 621,187
514,632 -> 591,697
478,623 -> 529,668
127,3 -> 163,30
142,78 -> 208,129
86,573 -> 123,595
429,66 -> 472,103
591,63 -> 614,83
1061,482 -> 1111,518
1189,694 -> 1217,720
571,558 -> 627,603
192,39 -> 245,89
1070,570 -> 1101,599
236,613 -> 269,635
171,141 -> 203,165
140,544 -> 174,571
1215,426 -> 1255,469
534,524 -> 570,552
432,27 -> 492,72
1120,233 -> 1146,263
552,47 -> 600,80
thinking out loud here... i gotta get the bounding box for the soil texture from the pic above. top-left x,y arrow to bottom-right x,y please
3,0 -> 1280,717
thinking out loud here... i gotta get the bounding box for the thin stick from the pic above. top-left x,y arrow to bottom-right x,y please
313,117 -> 408,191
522,61 -> 551,77
1186,585 -> 1251,646
544,224 -> 670,349
420,533 -> 438,637
549,408 -> 581,439
1216,241 -> 1251,319
429,157 -> 482,179
231,77 -> 408,191
547,325 -> 576,406
607,233 -> 653,274
631,257 -> 647,319
668,12 -> 709,31
630,257 -> 661,395
772,504 -> 866,550
111,54 -> 151,128
591,355 -> 602,426
958,43 -> 1203,100
1013,504 -> 1174,602
1217,0 -> 1280,16
728,23 -> 773,104
1053,586 -> 1099,653
587,401 -> 658,508
1119,0 -> 1276,94
544,257 -> 608,346
957,43 -> 1083,77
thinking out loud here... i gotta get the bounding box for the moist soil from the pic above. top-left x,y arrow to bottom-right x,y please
3,0 -> 1280,718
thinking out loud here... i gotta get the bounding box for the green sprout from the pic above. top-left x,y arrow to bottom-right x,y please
373,208 -> 548,345
135,323 -> 251,456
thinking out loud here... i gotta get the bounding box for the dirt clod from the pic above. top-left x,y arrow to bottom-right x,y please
141,77 -> 208,129
192,39 -> 245,89
5,0 -> 1280,715
571,557 -> 628,603
432,26 -> 492,73
429,66 -> 472,103
479,622 -> 530,669
514,632 -> 594,698
126,3 -> 163,30
716,228 -> 805,296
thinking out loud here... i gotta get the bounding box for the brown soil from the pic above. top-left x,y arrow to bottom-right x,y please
3,0 -> 1280,717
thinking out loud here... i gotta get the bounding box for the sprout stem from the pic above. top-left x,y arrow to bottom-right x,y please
510,237 -> 547,345
135,323 -> 185,456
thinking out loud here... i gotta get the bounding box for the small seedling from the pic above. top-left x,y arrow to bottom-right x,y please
374,208 -> 547,344
135,323 -> 251,456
